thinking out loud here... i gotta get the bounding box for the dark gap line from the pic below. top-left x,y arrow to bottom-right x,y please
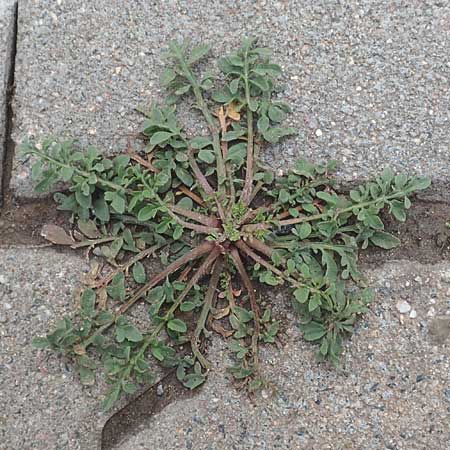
0,0 -> 18,209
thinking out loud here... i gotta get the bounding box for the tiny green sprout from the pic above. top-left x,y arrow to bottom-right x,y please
26,37 -> 430,411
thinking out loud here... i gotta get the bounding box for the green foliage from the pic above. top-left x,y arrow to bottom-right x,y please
27,37 -> 430,411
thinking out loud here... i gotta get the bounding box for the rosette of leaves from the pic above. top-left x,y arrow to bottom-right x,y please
26,37 -> 430,410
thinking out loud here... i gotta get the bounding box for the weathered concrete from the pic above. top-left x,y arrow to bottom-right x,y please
119,261 -> 450,450
10,0 -> 450,198
0,248 -> 105,450
0,0 -> 16,202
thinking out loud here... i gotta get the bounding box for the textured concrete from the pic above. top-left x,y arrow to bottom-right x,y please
0,248 -> 106,450
0,0 -> 16,200
119,261 -> 450,450
10,0 -> 450,197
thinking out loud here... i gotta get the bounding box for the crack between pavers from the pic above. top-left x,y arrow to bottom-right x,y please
0,0 -> 18,209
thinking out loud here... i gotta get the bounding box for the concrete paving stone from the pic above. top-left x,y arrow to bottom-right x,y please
0,247 -> 112,450
118,260 -> 450,450
0,0 -> 16,199
10,0 -> 450,197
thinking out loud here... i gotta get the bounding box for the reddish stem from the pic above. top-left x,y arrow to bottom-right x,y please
117,241 -> 215,314
171,205 -> 220,228
229,247 -> 260,369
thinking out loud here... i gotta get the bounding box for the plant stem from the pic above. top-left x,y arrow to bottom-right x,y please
80,241 -> 215,350
191,257 -> 223,369
175,54 -> 226,187
91,244 -> 163,289
230,247 -> 260,369
235,240 -> 320,295
240,47 -> 255,206
170,205 -> 220,228
136,248 -> 221,359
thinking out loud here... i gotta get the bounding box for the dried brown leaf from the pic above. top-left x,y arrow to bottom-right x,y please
41,224 -> 75,246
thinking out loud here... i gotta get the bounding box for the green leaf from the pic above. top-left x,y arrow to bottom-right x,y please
93,198 -> 110,222
222,130 -> 245,141
102,384 -> 121,411
257,115 -> 270,132
132,262 -> 146,284
183,373 -> 206,389
175,167 -> 194,186
190,136 -> 212,149
302,322 -> 327,341
366,213 -> 384,230
299,222 -> 311,239
61,166 -> 74,182
125,324 -> 143,342
150,131 -> 173,146
308,294 -> 321,312
138,205 -> 159,221
250,76 -> 270,92
175,85 -> 191,96
198,149 -> 215,164
188,44 -> 210,64
160,68 -> 177,86
268,105 -> 285,122
107,273 -> 126,302
278,189 -> 289,203
226,143 -> 247,165
229,78 -> 240,94
79,366 -> 95,386
370,231 -> 401,249
167,319 -> 187,333
408,176 -> 431,191
81,288 -> 96,317
212,89 -> 233,104
110,193 -> 126,214
32,336 -> 50,349
294,286 -> 309,304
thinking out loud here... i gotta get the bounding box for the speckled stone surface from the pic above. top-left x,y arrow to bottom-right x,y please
118,261 -> 450,450
10,0 -> 450,197
0,248 -> 108,450
0,0 -> 16,199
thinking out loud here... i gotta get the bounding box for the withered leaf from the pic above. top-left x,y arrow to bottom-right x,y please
41,224 -> 75,246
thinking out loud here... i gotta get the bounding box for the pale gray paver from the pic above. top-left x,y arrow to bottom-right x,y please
9,0 -> 450,197
0,248 -> 105,450
119,261 -> 450,450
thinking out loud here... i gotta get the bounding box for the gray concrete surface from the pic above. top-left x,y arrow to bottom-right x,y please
0,0 -> 16,200
0,248 -> 108,450
119,260 -> 450,450
10,0 -> 450,197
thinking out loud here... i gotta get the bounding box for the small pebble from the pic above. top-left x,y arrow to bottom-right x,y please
156,384 -> 164,396
0,275 -> 7,285
409,309 -> 417,319
427,307 -> 436,317
396,301 -> 411,314
315,129 -> 323,137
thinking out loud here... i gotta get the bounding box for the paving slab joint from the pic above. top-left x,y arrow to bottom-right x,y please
0,0 -> 18,208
